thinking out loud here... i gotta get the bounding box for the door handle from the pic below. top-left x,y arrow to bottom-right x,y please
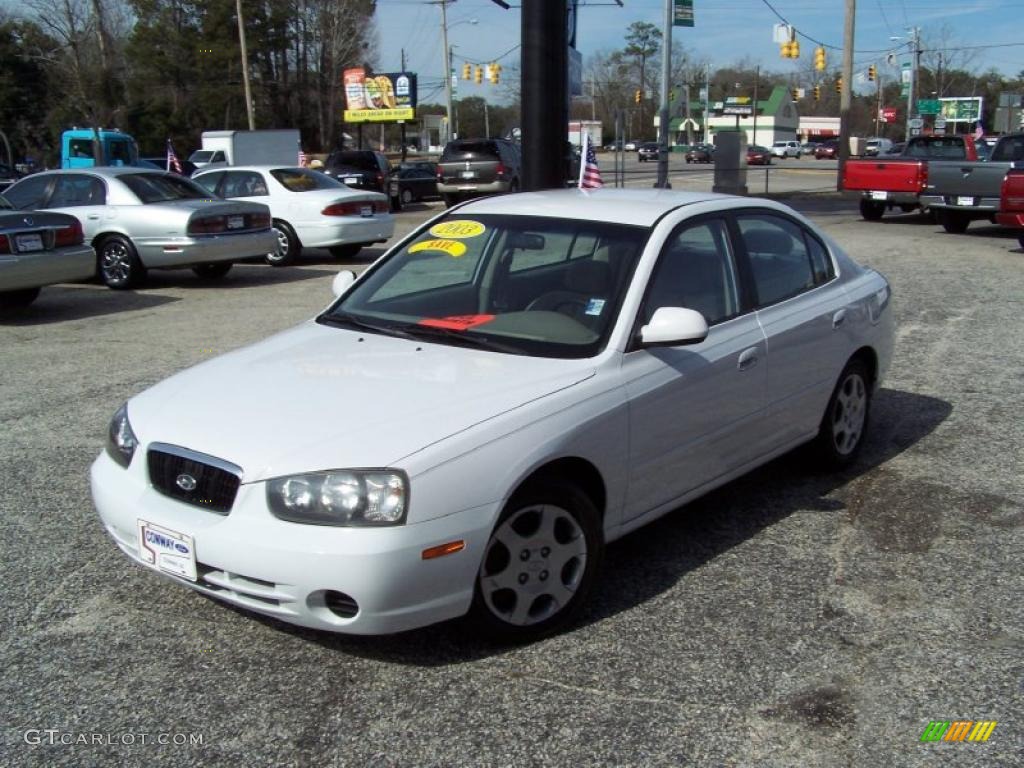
737,347 -> 759,371
832,309 -> 847,329
87,215 -> 100,220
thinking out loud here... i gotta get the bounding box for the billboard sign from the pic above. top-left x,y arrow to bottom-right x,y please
939,97 -> 982,123
343,69 -> 418,123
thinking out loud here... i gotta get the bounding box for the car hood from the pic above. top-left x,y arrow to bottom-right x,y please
128,322 -> 595,483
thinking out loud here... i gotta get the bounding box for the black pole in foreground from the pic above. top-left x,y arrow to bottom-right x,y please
521,0 -> 567,192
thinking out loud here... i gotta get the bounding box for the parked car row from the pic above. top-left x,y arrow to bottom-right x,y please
0,166 -> 397,308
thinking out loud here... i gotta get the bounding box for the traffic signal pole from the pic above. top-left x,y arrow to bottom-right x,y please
837,0 -> 855,191
521,0 -> 567,191
655,0 -> 672,188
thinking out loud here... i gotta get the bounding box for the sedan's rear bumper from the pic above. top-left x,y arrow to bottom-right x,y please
134,230 -> 278,268
437,181 -> 512,195
295,215 -> 395,249
0,243 -> 95,292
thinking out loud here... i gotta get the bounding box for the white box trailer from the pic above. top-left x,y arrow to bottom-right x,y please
190,129 -> 300,169
568,121 -> 602,150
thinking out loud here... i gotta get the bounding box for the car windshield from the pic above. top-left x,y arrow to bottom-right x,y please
120,173 -> 209,203
320,214 -> 648,358
270,168 -> 345,192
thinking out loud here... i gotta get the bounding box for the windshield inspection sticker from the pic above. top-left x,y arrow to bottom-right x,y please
409,239 -> 467,258
585,298 -> 606,316
428,220 -> 486,239
419,314 -> 495,331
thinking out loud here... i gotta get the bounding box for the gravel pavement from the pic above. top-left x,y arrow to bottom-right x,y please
1,194 -> 1021,767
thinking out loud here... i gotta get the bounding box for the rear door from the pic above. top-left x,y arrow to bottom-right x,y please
45,174 -> 108,241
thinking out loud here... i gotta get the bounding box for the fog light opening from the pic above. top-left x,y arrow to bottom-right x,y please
323,590 -> 359,619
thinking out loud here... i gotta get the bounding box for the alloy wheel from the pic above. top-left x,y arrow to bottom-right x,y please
832,372 -> 867,455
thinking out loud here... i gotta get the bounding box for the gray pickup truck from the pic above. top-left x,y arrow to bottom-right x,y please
920,133 -> 1024,233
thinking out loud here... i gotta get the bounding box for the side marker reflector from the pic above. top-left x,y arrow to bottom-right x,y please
422,540 -> 465,560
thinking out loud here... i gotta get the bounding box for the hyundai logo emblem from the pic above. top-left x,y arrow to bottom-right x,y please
175,473 -> 198,492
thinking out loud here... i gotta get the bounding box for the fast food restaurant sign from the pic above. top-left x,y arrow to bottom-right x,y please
343,69 -> 418,123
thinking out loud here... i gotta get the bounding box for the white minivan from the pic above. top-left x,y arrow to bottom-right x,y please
771,140 -> 802,159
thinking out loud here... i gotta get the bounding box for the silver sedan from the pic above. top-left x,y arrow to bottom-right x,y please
0,197 -> 94,311
2,168 -> 277,289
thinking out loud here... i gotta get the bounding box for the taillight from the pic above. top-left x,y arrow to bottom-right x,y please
250,212 -> 271,229
188,216 -> 226,235
54,219 -> 84,248
495,163 -> 506,178
436,169 -> 444,181
1001,171 -> 1024,211
917,162 -> 928,191
0,234 -> 9,254
322,200 -> 389,216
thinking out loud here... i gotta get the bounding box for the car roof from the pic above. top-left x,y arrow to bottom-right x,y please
193,165 -> 307,174
453,188 -> 746,227
30,167 -> 182,179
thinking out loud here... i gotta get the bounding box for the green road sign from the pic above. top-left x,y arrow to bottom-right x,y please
917,99 -> 940,115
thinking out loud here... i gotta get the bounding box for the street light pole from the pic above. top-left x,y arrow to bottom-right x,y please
438,0 -> 454,145
655,0 -> 672,188
236,0 -> 255,129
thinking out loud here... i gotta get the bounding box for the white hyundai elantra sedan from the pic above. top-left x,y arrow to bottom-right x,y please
91,189 -> 894,641
191,165 -> 394,265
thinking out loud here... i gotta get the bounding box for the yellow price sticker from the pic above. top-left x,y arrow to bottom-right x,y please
409,239 -> 468,258
428,220 -> 486,239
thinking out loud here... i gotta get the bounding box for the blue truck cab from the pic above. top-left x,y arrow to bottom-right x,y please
61,129 -> 144,169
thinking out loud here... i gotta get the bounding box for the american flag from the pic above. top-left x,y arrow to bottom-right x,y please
298,150 -> 308,167
579,133 -> 603,189
166,139 -> 182,174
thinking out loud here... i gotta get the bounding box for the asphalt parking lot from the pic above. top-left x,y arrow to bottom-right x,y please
2,194 -> 1022,767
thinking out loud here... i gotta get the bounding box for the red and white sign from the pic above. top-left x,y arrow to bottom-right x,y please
880,107 -> 898,123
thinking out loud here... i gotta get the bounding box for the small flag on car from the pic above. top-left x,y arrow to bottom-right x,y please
166,140 -> 182,174
578,133 -> 603,190
298,150 -> 308,167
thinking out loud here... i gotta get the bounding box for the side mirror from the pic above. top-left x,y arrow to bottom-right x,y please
331,269 -> 356,298
639,307 -> 709,347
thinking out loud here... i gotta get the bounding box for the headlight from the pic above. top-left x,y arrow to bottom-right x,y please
106,404 -> 138,468
267,470 -> 408,526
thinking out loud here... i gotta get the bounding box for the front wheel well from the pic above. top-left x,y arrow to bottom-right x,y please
510,457 -> 606,520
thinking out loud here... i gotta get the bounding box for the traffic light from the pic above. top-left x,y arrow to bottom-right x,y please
791,88 -> 799,102
814,85 -> 821,101
814,47 -> 826,71
868,64 -> 877,82
489,62 -> 501,85
462,62 -> 471,80
474,65 -> 483,84
635,89 -> 642,104
790,39 -> 800,58
835,77 -> 843,94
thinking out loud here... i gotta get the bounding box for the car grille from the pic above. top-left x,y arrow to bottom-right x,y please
147,443 -> 241,514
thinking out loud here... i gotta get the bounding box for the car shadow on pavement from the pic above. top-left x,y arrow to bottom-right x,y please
254,387 -> 951,665
138,263 -> 336,290
0,285 -> 180,326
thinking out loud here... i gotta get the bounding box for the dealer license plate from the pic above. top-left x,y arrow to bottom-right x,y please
226,215 -> 244,230
956,196 -> 975,206
137,520 -> 197,582
870,191 -> 887,201
360,205 -> 372,217
344,176 -> 359,185
460,171 -> 476,179
16,233 -> 44,252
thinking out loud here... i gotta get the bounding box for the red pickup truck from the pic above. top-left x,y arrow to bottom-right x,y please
997,168 -> 1024,249
842,135 -> 978,221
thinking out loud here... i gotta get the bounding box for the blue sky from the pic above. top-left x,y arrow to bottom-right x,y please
375,0 -> 1024,104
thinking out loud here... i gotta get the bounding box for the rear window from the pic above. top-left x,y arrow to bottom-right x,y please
991,136 -> 1024,163
270,168 -> 345,192
441,141 -> 501,162
329,152 -> 379,171
120,173 -> 208,203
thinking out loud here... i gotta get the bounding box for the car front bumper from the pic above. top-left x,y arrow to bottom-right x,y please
91,451 -> 497,635
295,215 -> 395,249
134,230 -> 278,268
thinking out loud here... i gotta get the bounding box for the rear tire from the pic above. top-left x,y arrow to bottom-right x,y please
859,198 -> 885,221
1018,235 -> 1024,250
469,481 -> 603,642
267,220 -> 300,266
0,287 -> 41,312
400,188 -> 414,205
192,262 -> 232,279
814,359 -> 871,469
98,235 -> 146,289
940,211 -> 970,234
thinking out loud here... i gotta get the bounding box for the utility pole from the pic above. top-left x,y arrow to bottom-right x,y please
837,0 -> 855,190
236,0 -> 255,129
434,0 -> 454,145
655,0 -> 672,188
903,26 -> 920,141
521,0 -> 567,191
752,65 -> 760,147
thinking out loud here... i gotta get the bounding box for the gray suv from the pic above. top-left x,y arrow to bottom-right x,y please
436,138 -> 522,207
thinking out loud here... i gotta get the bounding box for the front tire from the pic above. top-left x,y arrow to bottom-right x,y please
267,220 -> 300,266
814,359 -> 871,469
98,235 -> 145,289
470,482 -> 603,642
859,198 -> 885,221
192,262 -> 232,279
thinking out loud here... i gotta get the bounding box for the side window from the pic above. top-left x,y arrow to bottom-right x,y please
804,232 -> 835,285
48,175 -> 106,207
68,139 -> 93,159
193,172 -> 224,195
642,218 -> 740,326
3,175 -> 52,210
737,214 -> 817,306
212,151 -> 225,163
108,141 -> 131,166
221,171 -> 267,198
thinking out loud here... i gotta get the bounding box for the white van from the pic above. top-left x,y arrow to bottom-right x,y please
770,140 -> 802,159
864,138 -> 894,157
